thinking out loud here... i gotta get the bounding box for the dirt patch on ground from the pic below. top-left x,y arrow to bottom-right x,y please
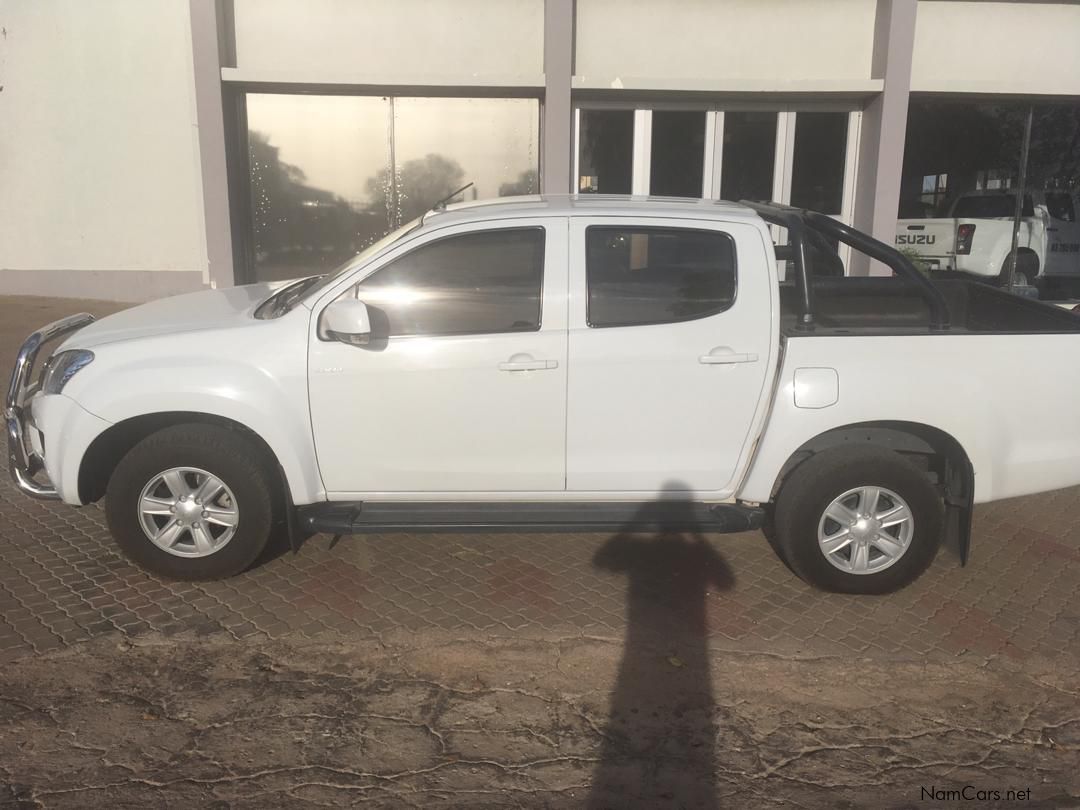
1,631 -> 1077,809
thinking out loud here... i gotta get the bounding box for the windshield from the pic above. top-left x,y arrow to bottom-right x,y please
254,217 -> 422,319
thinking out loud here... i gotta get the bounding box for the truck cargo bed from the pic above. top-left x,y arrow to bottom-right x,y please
779,277 -> 1080,335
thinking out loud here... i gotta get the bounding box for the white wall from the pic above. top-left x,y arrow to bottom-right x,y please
575,0 -> 879,91
231,0 -> 545,83
912,1 -> 1080,95
0,0 -> 207,280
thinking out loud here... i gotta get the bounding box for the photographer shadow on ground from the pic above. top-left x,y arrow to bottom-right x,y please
587,482 -> 736,810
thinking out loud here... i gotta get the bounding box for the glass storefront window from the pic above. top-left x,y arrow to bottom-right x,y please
245,94 -> 539,282
899,101 -> 1080,219
391,97 -> 538,226
578,110 -> 634,194
246,95 -> 391,282
649,111 -> 706,198
720,112 -> 777,203
790,112 -> 848,215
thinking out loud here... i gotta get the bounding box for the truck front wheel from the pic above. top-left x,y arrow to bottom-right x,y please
105,424 -> 275,580
772,447 -> 943,594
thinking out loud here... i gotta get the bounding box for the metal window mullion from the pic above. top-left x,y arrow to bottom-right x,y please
631,109 -> 652,196
774,111 -> 796,206
840,110 -> 861,225
770,111 -> 797,274
572,107 -> 581,193
703,110 -> 724,200
837,110 -> 862,273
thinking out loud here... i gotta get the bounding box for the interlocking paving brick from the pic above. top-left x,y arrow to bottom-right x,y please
2,295 -> 1079,670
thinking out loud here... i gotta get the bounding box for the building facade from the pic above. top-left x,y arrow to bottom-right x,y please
1,0 -> 1078,300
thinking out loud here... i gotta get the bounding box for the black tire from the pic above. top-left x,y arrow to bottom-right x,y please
772,447 -> 943,594
105,424 -> 275,580
999,252 -> 1039,288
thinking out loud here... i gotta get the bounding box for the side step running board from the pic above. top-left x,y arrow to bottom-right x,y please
295,501 -> 766,535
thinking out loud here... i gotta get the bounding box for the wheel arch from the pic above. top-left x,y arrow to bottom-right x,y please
767,421 -> 975,563
79,412 -> 287,506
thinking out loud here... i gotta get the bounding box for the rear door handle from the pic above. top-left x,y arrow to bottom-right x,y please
498,359 -> 558,372
699,351 -> 758,365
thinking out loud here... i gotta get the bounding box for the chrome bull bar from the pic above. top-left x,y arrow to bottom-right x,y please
5,313 -> 95,499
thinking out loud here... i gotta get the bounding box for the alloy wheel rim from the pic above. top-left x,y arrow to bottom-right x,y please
137,467 -> 239,558
817,485 -> 914,575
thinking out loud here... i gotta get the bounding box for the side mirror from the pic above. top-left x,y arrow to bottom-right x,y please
319,299 -> 372,346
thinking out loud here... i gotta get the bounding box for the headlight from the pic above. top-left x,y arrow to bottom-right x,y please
41,350 -> 95,395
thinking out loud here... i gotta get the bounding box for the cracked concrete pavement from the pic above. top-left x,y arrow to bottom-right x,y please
2,295 -> 1079,808
2,634 -> 1077,808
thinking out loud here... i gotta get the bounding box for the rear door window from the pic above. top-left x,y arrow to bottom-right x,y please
585,226 -> 736,328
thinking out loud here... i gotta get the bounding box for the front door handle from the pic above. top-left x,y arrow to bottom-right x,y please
699,350 -> 759,365
498,358 -> 558,372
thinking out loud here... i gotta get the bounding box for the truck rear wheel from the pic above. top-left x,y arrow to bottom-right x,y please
772,447 -> 943,594
105,424 -> 274,580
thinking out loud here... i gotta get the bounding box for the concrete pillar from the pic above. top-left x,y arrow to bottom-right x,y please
851,0 -> 918,275
189,0 -> 235,288
542,0 -> 575,195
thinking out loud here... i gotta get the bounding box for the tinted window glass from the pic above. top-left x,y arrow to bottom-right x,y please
650,111 -> 706,197
721,112 -> 777,203
790,112 -> 848,214
586,227 -> 736,328
953,194 -> 1034,218
355,228 -> 544,337
578,110 -> 634,194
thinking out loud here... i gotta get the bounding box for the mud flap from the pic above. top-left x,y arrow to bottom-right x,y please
278,465 -> 301,554
944,455 -> 975,566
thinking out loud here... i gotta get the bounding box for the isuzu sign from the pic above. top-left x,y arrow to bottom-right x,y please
897,234 -> 937,245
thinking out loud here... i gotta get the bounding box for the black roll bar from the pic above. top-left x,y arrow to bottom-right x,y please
739,201 -> 951,332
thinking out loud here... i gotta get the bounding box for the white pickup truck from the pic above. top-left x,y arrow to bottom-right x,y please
9,197 -> 1080,594
896,189 -> 1080,290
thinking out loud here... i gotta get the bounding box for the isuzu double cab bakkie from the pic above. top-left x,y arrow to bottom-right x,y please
895,189 -> 1080,291
9,196 -> 1080,594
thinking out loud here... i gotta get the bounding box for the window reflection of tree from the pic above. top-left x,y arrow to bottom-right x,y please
248,134 -> 469,282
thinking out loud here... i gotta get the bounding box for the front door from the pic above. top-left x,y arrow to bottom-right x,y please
565,217 -> 774,495
309,219 -> 568,495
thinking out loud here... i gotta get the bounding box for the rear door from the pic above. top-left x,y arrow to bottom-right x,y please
565,217 -> 775,495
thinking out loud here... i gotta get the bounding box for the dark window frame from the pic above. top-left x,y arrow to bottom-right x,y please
350,225 -> 547,339
584,225 -> 738,329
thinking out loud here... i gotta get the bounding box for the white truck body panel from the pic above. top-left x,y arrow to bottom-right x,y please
49,286 -> 326,505
894,219 -> 956,270
738,332 -> 1080,505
